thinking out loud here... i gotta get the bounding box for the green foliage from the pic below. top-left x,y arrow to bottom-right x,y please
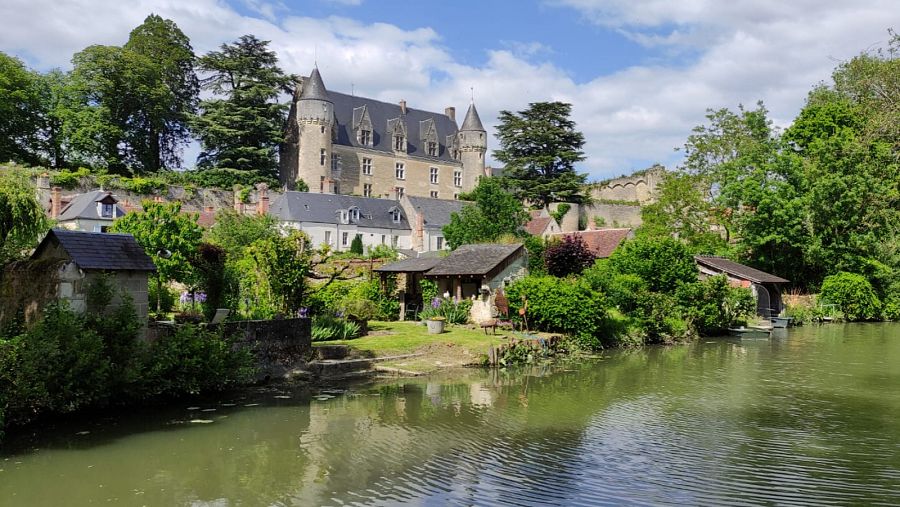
442,177 -> 529,249
147,280 -> 176,314
494,101 -> 588,207
350,234 -> 364,255
344,278 -> 400,321
523,235 -> 547,275
194,243 -> 227,320
631,291 -> 692,344
242,230 -> 312,316
340,299 -> 377,322
506,275 -> 608,348
110,200 -> 202,286
544,234 -> 596,277
582,260 -> 647,313
419,279 -> 439,307
295,179 -> 309,192
139,325 -> 254,397
675,276 -> 755,335
608,236 -> 697,293
418,298 -> 472,325
50,167 -> 91,189
311,314 -> 361,341
181,168 -> 278,190
820,272 -> 881,321
550,203 -> 571,223
368,244 -> 398,260
0,52 -> 45,165
193,35 -> 290,177
206,209 -> 279,254
639,171 -> 728,253
0,169 -> 51,265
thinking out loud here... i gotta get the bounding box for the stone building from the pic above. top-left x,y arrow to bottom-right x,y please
280,67 -> 488,198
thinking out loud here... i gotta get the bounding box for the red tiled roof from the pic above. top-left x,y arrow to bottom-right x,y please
555,229 -> 631,258
525,216 -> 553,236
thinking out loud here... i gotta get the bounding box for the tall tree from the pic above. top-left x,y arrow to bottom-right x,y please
442,177 -> 529,249
494,101 -> 587,208
0,52 -> 43,164
124,14 -> 199,172
193,35 -> 291,177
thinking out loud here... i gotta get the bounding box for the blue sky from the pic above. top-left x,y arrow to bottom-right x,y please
1,0 -> 898,179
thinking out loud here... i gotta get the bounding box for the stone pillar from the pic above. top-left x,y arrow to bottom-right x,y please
256,183 -> 269,215
50,186 -> 62,218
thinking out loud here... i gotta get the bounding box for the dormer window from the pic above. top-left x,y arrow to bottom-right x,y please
389,118 -> 407,153
349,206 -> 360,222
339,210 -> 349,224
389,207 -> 401,223
358,129 -> 371,146
100,203 -> 114,218
427,141 -> 437,156
393,134 -> 405,151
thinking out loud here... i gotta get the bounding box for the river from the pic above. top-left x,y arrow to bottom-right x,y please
2,323 -> 899,506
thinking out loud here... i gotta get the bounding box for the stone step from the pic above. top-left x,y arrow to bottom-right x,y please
307,353 -> 422,378
314,344 -> 351,360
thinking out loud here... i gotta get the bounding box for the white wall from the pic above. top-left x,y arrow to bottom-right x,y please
282,221 -> 412,251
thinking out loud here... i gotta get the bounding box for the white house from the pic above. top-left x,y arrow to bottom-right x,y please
55,190 -> 127,232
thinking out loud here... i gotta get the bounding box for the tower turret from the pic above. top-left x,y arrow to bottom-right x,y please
458,102 -> 487,191
296,67 -> 336,193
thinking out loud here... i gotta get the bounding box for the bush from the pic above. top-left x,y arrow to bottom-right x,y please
632,291 -> 692,344
506,276 -> 609,348
523,235 -> 547,275
418,298 -> 472,324
819,272 -> 881,321
582,260 -> 647,312
350,234 -> 364,255
368,244 -> 398,260
608,236 -> 697,293
544,234 -> 596,277
50,167 -> 91,189
148,280 -> 177,314
139,325 -> 254,397
181,168 -> 279,190
675,276 -> 755,335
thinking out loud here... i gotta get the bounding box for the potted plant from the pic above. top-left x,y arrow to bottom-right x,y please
426,316 -> 446,334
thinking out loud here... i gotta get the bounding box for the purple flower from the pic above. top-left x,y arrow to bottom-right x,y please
431,297 -> 442,309
298,307 -> 309,318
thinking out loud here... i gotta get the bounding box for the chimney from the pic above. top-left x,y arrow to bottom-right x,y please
256,183 -> 269,215
50,186 -> 61,218
413,210 -> 425,252
444,107 -> 456,122
399,99 -> 407,115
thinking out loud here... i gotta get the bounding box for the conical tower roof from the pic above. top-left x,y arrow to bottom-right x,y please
300,67 -> 331,102
460,102 -> 485,131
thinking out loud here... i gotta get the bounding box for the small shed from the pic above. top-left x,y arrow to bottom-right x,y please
31,229 -> 156,334
374,256 -> 441,317
424,243 -> 527,301
695,255 -> 789,318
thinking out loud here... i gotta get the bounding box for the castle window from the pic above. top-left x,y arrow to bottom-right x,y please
427,141 -> 437,157
430,191 -> 438,198
363,184 -> 372,197
430,167 -> 439,184
362,157 -> 372,175
393,134 -> 405,152
358,129 -> 371,146
320,149 -> 326,166
453,170 -> 462,187
395,162 -> 405,180
395,187 -> 405,199
331,153 -> 341,173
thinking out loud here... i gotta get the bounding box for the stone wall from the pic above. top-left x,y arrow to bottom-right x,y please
335,145 -> 467,200
582,203 -> 643,228
589,165 -> 665,204
223,317 -> 312,379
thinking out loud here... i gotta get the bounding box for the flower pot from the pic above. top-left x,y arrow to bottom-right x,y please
427,318 -> 445,334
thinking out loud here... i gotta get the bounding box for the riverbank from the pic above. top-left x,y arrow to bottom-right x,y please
317,321 -> 561,374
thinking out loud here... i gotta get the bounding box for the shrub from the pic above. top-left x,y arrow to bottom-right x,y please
50,167 -> 91,189
523,235 -> 547,275
544,234 -> 597,277
506,276 -> 609,348
311,314 -> 361,341
148,281 -> 177,314
345,278 -> 400,321
419,298 -> 472,324
139,325 -> 254,397
350,234 -> 364,255
632,291 -> 693,344
368,244 -> 398,260
819,272 -> 881,321
582,260 -> 647,312
608,236 -> 697,293
675,276 -> 755,335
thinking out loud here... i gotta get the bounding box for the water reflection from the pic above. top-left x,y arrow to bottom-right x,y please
2,324 -> 900,506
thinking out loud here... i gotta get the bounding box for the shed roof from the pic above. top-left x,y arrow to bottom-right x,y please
695,255 -> 789,284
374,257 -> 441,273
525,216 -> 554,236
426,243 -> 523,277
34,229 -> 157,272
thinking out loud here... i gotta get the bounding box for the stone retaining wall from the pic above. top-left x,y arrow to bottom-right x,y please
223,317 -> 312,379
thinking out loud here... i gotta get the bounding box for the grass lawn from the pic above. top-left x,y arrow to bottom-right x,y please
318,320 -> 509,357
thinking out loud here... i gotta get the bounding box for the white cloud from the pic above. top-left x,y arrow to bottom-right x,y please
0,0 -> 897,178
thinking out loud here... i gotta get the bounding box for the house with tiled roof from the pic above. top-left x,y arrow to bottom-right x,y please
552,228 -> 633,259
400,194 -> 467,252
54,190 -> 126,232
524,210 -> 562,238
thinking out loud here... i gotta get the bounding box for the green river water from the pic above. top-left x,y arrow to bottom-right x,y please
2,323 -> 899,506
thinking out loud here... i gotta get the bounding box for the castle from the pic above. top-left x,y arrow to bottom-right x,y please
279,67 -> 488,199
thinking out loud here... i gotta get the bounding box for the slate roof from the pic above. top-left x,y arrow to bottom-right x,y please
426,243 -> 524,277
460,103 -> 485,131
269,192 -> 410,229
374,257 -> 441,273
695,255 -> 789,284
406,195 -> 468,230
329,90 -> 463,163
57,190 -> 126,222
34,229 -> 156,271
554,229 -> 632,259
300,67 -> 330,101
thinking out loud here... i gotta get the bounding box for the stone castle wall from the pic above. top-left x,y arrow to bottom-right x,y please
335,145 -> 466,199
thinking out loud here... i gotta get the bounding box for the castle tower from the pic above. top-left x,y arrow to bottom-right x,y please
296,67 -> 335,193
458,102 -> 487,191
